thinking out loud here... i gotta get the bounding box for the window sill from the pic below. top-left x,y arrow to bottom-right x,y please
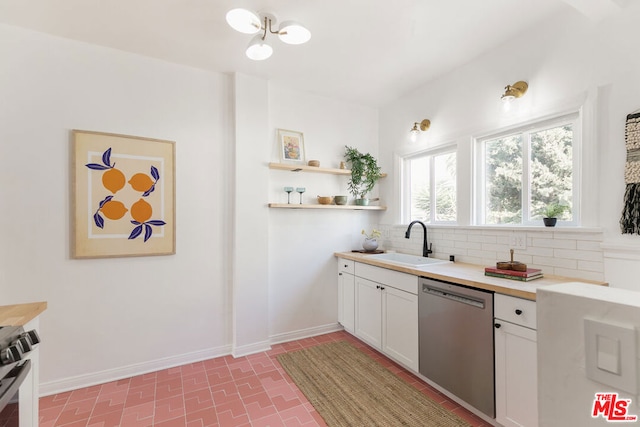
390,223 -> 603,234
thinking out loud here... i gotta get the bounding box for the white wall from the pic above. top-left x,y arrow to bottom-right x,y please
267,84 -> 380,341
0,24 -> 382,393
377,3 -> 640,289
0,24 -> 232,392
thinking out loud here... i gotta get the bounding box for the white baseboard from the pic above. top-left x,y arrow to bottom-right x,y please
231,340 -> 272,357
39,323 -> 343,396
39,344 -> 232,397
270,323 -> 343,345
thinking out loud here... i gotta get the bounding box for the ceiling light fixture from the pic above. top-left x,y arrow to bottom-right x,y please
226,8 -> 311,61
501,81 -> 528,111
410,119 -> 431,142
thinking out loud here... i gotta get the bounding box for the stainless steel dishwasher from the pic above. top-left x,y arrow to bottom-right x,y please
418,277 -> 495,418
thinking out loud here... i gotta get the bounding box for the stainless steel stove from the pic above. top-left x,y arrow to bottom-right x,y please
0,325 -> 40,427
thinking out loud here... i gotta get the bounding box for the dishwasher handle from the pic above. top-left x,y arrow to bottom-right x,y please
423,285 -> 485,309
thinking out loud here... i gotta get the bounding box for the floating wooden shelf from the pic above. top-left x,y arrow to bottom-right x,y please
268,162 -> 387,178
268,203 -> 387,211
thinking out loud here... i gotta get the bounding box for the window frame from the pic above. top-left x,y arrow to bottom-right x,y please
401,144 -> 458,224
473,112 -> 582,226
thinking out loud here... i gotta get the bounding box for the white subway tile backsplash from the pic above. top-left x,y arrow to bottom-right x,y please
577,240 -> 602,251
577,260 -> 605,273
454,240 -> 482,250
374,224 -> 605,282
532,256 -> 578,270
554,249 -> 604,262
521,246 -> 555,257
531,238 -> 577,250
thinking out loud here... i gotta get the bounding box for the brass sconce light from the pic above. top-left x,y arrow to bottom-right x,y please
501,81 -> 528,111
410,119 -> 431,142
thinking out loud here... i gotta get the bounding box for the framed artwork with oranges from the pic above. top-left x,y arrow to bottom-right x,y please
72,130 -> 175,258
277,129 -> 305,164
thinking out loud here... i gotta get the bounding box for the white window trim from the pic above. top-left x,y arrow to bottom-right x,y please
473,111 -> 581,226
400,144 -> 458,224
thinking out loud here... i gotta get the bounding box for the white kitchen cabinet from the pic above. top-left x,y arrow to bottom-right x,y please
353,263 -> 419,371
355,277 -> 383,348
337,258 -> 355,333
382,285 -> 418,370
494,294 -> 538,427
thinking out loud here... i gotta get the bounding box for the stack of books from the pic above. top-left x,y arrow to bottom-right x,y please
484,267 -> 543,281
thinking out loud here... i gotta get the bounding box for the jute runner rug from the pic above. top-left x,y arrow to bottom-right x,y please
277,341 -> 471,426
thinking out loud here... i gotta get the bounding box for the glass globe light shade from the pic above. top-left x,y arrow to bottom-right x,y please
246,36 -> 273,60
226,8 -> 261,34
277,21 -> 311,45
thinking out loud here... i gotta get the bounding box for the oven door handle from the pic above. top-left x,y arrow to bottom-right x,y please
0,359 -> 31,413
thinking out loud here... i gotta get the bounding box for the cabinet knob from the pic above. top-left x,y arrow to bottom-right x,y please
515,309 -> 523,315
495,323 -> 501,329
380,286 -> 385,290
344,264 -> 348,268
339,273 -> 342,276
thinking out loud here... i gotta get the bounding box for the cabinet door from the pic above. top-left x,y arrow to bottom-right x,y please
338,272 -> 355,333
495,320 -> 538,427
355,277 -> 382,349
382,286 -> 418,371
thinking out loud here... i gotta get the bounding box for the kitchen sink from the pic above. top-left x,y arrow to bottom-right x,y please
368,252 -> 449,268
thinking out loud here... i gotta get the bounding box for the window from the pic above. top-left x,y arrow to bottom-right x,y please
475,113 -> 579,225
403,149 -> 457,223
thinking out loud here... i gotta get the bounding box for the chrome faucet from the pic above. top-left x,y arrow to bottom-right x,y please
405,220 -> 433,257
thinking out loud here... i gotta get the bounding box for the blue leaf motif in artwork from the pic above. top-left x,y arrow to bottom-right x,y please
144,224 -> 153,242
128,225 -> 143,240
98,195 -> 113,208
130,220 -> 141,225
146,220 -> 166,226
142,184 -> 155,197
150,166 -> 160,181
102,148 -> 112,167
86,163 -> 110,170
94,213 -> 104,229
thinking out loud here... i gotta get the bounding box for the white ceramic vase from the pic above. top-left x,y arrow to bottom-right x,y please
362,238 -> 378,252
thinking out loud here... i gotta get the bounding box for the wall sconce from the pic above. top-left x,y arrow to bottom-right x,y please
501,81 -> 528,111
410,119 -> 431,142
226,8 -> 311,61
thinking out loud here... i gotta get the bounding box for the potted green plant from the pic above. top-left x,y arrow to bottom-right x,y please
344,146 -> 382,205
539,203 -> 567,227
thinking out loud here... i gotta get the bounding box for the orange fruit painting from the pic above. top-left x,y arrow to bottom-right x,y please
130,199 -> 152,223
100,200 -> 128,220
86,148 -> 166,242
128,173 -> 155,193
102,168 -> 126,193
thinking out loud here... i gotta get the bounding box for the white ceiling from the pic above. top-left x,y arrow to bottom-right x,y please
0,0 -> 621,107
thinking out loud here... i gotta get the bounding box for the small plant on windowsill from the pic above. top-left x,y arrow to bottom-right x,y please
539,203 -> 568,227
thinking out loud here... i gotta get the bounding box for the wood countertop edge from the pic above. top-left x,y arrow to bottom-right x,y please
0,301 -> 48,326
335,252 -> 608,301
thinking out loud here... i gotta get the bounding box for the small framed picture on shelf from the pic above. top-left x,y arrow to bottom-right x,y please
277,129 -> 305,163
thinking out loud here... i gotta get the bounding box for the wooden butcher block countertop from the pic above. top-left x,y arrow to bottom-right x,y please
335,252 -> 607,301
0,302 -> 47,326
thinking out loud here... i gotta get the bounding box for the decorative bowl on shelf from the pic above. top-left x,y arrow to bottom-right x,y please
334,195 -> 348,205
317,196 -> 333,205
308,160 -> 320,167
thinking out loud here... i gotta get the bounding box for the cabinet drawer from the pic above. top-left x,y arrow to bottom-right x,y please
355,262 -> 418,295
338,258 -> 355,274
495,294 -> 536,329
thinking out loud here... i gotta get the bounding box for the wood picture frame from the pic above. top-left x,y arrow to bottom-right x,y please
277,128 -> 305,163
72,130 -> 176,258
